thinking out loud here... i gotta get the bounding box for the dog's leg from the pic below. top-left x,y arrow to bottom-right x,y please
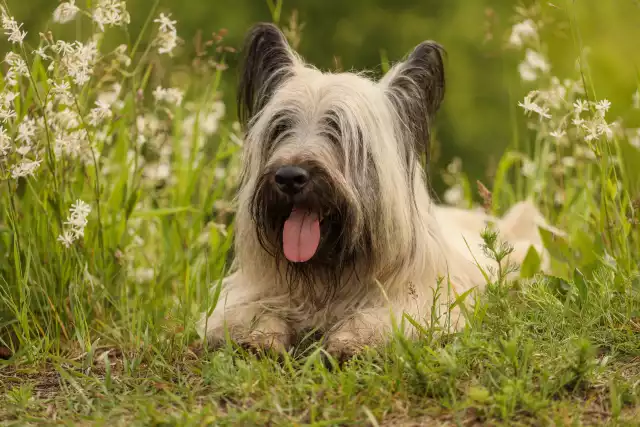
324,304 -> 438,361
196,273 -> 292,355
325,292 -> 469,361
324,308 -> 391,361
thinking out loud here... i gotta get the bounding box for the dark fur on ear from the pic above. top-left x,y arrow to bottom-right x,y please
383,41 -> 446,167
237,23 -> 296,129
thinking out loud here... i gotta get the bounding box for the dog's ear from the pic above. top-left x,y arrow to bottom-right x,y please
380,41 -> 446,163
237,23 -> 298,129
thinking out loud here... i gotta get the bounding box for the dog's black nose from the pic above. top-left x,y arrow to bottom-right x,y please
275,166 -> 310,195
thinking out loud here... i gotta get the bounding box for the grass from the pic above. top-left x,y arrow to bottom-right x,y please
1,0 -> 640,425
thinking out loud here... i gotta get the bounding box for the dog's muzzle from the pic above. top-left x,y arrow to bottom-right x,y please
269,164 -> 322,264
274,165 -> 310,196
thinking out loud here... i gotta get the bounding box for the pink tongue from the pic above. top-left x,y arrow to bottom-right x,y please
282,208 -> 321,262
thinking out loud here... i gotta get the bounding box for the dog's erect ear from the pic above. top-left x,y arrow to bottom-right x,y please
237,23 -> 298,129
380,41 -> 446,163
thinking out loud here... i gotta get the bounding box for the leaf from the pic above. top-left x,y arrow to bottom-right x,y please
492,151 -> 526,215
546,274 -> 572,301
572,228 -> 603,273
266,0 -> 283,23
124,189 -> 140,220
468,386 -> 491,403
573,268 -> 588,303
16,177 -> 27,199
538,226 -> 573,263
520,245 -> 541,279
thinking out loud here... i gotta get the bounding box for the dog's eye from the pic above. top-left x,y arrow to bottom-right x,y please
322,113 -> 342,146
267,114 -> 293,146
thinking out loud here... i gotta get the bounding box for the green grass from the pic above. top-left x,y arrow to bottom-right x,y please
1,0 -> 640,425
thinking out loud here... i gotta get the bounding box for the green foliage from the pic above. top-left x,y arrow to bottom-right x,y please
0,0 -> 639,425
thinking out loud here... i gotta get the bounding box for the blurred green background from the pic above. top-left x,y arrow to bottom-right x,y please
6,0 -> 640,197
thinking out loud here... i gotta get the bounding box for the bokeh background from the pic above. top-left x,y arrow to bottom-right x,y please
8,0 -> 640,196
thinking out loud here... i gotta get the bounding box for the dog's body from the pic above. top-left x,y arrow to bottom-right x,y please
196,24 -> 559,358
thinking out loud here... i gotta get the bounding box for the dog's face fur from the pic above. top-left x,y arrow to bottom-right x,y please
234,23 -> 445,300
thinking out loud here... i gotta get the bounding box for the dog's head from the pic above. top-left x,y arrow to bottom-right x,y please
235,23 -> 445,288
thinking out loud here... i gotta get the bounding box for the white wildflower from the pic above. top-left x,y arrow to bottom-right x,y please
561,156 -> 576,168
10,158 -> 42,179
595,99 -> 611,116
4,52 -> 28,74
53,108 -> 81,130
572,117 -> 585,127
597,122 -> 613,140
16,117 -> 36,145
564,79 -> 585,96
92,0 -> 130,32
522,158 -> 536,177
144,162 -> 171,180
446,157 -> 462,175
52,40 -> 99,86
49,80 -> 75,106
95,128 -> 109,143
15,144 -> 31,156
517,49 -> 550,82
0,105 -> 16,123
58,199 -> 91,247
132,267 -> 154,283
518,92 -> 551,119
550,129 -> 566,139
53,1 -> 79,24
0,97 -> 17,123
214,167 -> 226,179
113,44 -> 131,67
508,19 -> 537,48
153,13 -> 178,55
573,99 -> 588,114
65,199 -> 91,238
444,183 -> 464,206
1,8 -> 26,45
0,126 -> 11,156
537,77 -> 567,109
153,86 -> 184,106
524,49 -> 550,73
57,230 -> 75,248
629,129 -> 640,149
33,46 -> 51,60
54,129 -> 89,159
575,144 -> 597,160
50,40 -> 75,56
518,62 -> 537,82
603,251 -> 616,268
87,100 -> 112,126
583,122 -> 600,142
4,52 -> 28,86
183,101 -> 226,138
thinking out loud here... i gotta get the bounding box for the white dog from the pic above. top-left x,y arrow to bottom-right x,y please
196,23 -> 560,359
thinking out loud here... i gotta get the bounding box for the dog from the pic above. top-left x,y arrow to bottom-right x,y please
196,23 -> 561,359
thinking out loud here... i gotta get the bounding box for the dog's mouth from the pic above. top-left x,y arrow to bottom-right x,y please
282,207 -> 326,263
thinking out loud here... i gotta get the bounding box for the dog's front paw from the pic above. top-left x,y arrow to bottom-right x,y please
239,329 -> 290,356
325,330 -> 366,362
237,315 -> 292,357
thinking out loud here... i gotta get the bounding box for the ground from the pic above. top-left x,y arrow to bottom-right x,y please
2,272 -> 640,426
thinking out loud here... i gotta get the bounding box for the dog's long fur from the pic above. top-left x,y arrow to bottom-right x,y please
196,23 -> 561,357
